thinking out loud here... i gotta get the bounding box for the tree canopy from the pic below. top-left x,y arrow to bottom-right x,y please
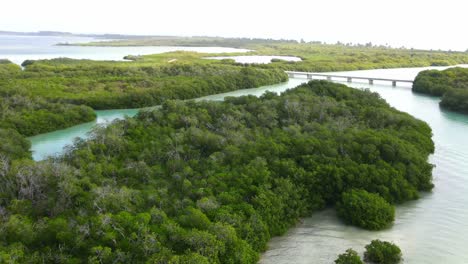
0,81 -> 433,262
337,189 -> 395,230
413,67 -> 468,113
335,248 -> 364,264
364,240 -> 402,264
0,53 -> 287,137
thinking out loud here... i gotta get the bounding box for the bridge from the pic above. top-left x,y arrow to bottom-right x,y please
285,71 -> 413,87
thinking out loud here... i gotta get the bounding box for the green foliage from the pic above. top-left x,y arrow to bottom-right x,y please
253,44 -> 468,72
0,81 -> 433,262
74,38 -> 468,72
337,189 -> 395,230
364,240 -> 402,264
335,248 -> 364,264
0,62 -> 97,136
0,54 -> 287,138
440,85 -> 468,113
7,54 -> 287,110
0,38 -> 444,262
0,128 -> 31,159
413,67 -> 468,113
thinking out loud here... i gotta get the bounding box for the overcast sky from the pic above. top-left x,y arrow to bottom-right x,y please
1,0 -> 467,51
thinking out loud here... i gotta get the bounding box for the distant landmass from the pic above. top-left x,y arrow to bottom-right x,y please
0,30 -> 158,40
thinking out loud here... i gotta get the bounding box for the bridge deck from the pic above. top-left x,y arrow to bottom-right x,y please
285,71 -> 413,83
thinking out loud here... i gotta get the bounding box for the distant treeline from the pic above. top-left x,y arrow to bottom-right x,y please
0,81 -> 434,263
253,43 -> 468,72
413,67 -> 468,113
71,37 -> 468,72
65,36 -> 298,48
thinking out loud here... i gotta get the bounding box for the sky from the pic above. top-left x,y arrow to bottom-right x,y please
1,0 -> 467,51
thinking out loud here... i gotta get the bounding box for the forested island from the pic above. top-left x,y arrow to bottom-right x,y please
413,67 -> 468,113
0,80 -> 433,262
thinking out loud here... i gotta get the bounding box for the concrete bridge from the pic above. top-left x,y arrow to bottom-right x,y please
285,71 -> 413,87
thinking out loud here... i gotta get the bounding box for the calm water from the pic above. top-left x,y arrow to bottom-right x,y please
25,60 -> 468,263
29,109 -> 140,160
0,35 -> 249,64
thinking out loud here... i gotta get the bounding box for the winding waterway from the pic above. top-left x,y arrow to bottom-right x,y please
28,65 -> 468,263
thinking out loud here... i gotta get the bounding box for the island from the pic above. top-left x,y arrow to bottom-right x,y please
413,67 -> 468,113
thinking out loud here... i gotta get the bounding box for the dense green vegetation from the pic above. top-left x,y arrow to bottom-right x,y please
0,61 -> 96,136
335,249 -> 364,264
0,37 -> 443,262
413,67 -> 468,113
0,53 -> 287,137
364,240 -> 402,264
17,56 -> 286,109
74,37 -> 468,72
0,81 -> 433,262
0,128 -> 31,159
252,44 -> 468,72
337,189 -> 395,230
440,89 -> 468,113
336,240 -> 402,264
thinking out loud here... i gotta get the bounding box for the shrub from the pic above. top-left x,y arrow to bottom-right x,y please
364,240 -> 402,264
335,248 -> 363,264
337,189 -> 395,230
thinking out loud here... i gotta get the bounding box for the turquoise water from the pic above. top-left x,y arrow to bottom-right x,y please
26,65 -> 468,263
28,109 -> 140,160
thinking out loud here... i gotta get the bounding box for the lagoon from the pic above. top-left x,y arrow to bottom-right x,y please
0,35 -> 249,65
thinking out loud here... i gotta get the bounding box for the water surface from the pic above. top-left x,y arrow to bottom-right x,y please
0,35 -> 249,64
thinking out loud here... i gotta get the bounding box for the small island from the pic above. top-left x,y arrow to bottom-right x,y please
413,67 -> 468,113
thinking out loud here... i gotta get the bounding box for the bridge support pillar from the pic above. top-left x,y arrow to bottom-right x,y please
347,77 -> 352,83
392,81 -> 397,87
327,76 -> 332,81
307,74 -> 312,79
369,79 -> 374,85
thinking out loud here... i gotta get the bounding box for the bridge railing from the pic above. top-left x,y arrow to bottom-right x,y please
285,71 -> 413,87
